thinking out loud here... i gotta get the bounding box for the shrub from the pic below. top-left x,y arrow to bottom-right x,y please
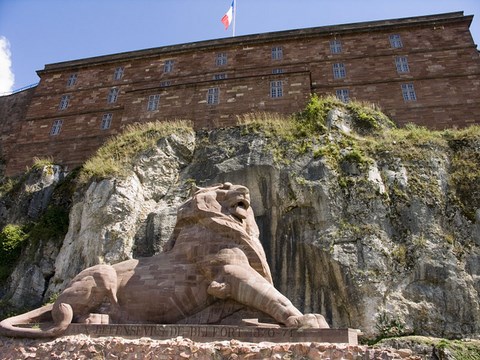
79,120 -> 194,183
0,224 -> 28,282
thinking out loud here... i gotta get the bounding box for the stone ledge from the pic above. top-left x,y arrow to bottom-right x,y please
64,324 -> 358,344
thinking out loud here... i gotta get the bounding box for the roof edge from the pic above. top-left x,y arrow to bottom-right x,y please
38,11 -> 471,74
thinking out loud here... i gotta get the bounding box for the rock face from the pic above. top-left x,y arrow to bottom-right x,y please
1,121 -> 479,340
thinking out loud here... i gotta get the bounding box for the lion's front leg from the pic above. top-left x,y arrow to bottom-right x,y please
206,248 -> 329,329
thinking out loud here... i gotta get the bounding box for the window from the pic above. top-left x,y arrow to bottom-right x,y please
270,80 -> 283,98
207,88 -> 219,105
395,56 -> 410,73
401,83 -> 417,101
107,88 -> 119,104
164,60 -> 174,73
113,67 -> 124,81
330,40 -> 342,54
389,34 -> 403,48
147,94 -> 160,111
160,81 -> 171,87
333,63 -> 346,79
58,95 -> 70,110
50,119 -> 63,135
66,74 -> 77,87
101,113 -> 112,130
213,73 -> 227,80
272,68 -> 283,74
336,89 -> 350,103
216,53 -> 227,66
271,46 -> 283,60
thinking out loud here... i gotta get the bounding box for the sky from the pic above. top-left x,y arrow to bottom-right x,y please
0,0 -> 479,94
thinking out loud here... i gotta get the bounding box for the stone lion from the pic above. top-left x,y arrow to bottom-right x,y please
0,183 -> 329,338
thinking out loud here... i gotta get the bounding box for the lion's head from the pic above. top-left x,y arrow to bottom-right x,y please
168,183 -> 272,283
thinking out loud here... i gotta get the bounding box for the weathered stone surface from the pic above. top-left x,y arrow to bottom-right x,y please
0,334 -> 431,359
0,183 -> 328,338
1,123 -> 479,340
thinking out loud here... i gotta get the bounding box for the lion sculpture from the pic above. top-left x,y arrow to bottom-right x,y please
0,183 -> 329,338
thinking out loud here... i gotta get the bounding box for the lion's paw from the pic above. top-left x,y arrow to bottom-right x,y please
285,314 -> 330,329
207,281 -> 231,299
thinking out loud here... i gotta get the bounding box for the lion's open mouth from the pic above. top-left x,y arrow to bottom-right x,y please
230,198 -> 250,223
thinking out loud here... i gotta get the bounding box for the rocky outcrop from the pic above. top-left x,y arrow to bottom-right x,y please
0,117 -> 479,340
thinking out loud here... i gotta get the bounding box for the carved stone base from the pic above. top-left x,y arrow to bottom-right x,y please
64,324 -> 358,344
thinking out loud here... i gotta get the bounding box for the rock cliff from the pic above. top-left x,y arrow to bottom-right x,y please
0,102 -> 479,341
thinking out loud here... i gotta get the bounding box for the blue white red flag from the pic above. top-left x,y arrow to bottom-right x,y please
221,0 -> 234,30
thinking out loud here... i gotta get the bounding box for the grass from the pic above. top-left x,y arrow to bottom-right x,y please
79,120 -> 194,183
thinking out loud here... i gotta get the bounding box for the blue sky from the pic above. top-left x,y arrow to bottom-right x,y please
0,0 -> 479,93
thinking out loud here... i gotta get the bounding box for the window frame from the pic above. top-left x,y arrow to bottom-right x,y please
164,59 -> 174,73
216,53 -> 228,66
330,40 -> 342,54
336,89 -> 350,103
107,88 -> 119,104
101,113 -> 113,130
213,73 -> 227,80
113,67 -> 124,81
395,56 -> 410,73
270,80 -> 283,98
58,95 -> 70,110
271,46 -> 283,60
50,119 -> 63,136
147,94 -> 160,111
401,83 -> 417,101
66,74 -> 77,87
389,34 -> 403,48
206,87 -> 219,105
333,63 -> 346,79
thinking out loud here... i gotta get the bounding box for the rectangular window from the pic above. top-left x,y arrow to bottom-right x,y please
270,80 -> 283,98
389,34 -> 403,48
164,60 -> 174,73
50,119 -> 63,135
271,46 -> 283,60
213,73 -> 227,80
333,63 -> 346,79
147,94 -> 160,111
272,68 -> 283,74
107,88 -> 119,104
113,67 -> 124,81
160,80 -> 171,87
58,95 -> 70,110
401,83 -> 417,101
336,89 -> 350,103
216,53 -> 227,66
207,88 -> 219,105
66,74 -> 77,87
330,40 -> 342,54
101,113 -> 113,130
395,56 -> 410,73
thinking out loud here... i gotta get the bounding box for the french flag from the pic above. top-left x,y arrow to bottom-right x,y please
221,0 -> 234,30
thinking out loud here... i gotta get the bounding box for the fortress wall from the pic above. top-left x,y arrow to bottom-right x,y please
1,12 -> 480,175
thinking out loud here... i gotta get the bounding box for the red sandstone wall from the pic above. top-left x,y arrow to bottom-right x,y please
3,15 -> 480,175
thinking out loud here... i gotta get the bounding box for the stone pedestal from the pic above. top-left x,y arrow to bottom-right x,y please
64,324 -> 358,344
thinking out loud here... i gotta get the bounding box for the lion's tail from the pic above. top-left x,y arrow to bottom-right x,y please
0,302 -> 73,338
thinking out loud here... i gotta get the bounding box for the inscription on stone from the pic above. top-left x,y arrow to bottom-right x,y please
65,324 -> 358,344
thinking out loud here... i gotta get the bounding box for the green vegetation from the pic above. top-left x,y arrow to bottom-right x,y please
31,157 -> 55,171
79,120 -> 194,183
375,336 -> 480,360
0,224 -> 28,281
375,311 -> 407,340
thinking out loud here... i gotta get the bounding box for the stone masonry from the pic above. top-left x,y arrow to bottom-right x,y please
1,11 -> 479,175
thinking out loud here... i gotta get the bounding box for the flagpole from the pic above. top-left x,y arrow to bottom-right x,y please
232,0 -> 236,37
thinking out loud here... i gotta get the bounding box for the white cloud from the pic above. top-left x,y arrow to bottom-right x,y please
0,36 -> 15,94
